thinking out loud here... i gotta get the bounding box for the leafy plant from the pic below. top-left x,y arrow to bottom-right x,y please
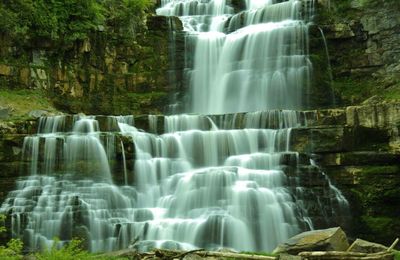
0,215 -> 23,260
35,238 -> 90,260
0,214 -> 6,234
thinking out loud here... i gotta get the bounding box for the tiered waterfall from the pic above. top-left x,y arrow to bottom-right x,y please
0,0 -> 348,254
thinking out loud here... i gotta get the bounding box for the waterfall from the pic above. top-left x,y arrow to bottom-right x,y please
159,0 -> 312,114
1,0 -> 348,254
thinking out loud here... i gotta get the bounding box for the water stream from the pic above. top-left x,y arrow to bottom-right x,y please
1,0 -> 348,254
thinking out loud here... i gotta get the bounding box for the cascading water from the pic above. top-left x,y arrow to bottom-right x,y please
158,0 -> 312,114
1,0 -> 349,254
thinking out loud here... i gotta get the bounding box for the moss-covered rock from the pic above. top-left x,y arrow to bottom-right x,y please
317,0 -> 400,105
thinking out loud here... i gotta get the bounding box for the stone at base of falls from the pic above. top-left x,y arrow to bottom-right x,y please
298,251 -> 394,260
348,239 -> 388,254
27,109 -> 50,119
279,254 -> 302,260
102,248 -> 277,259
272,227 -> 349,255
0,106 -> 12,119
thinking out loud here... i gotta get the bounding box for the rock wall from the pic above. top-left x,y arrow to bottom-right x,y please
291,102 -> 400,245
317,0 -> 400,104
0,120 -> 36,203
0,15 -> 183,115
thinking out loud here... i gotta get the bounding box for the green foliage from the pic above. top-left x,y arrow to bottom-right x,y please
0,0 -> 34,42
332,76 -> 377,105
0,214 -> 6,234
394,251 -> 400,260
358,166 -> 400,176
102,0 -> 153,41
0,216 -> 127,259
0,0 -> 153,49
36,238 -> 90,260
0,215 -> 23,260
0,239 -> 23,260
0,89 -> 57,120
35,238 -> 127,260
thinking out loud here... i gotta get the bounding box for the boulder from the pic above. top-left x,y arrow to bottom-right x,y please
273,227 -> 349,255
348,239 -> 388,253
0,106 -> 12,119
298,251 -> 394,259
28,110 -> 49,119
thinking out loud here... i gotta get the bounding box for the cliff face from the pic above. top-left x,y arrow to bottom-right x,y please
0,14 -> 183,115
0,0 -> 399,249
290,102 -> 400,245
2,1 -> 398,114
318,0 -> 400,104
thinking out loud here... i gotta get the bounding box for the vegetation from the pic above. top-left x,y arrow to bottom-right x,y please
0,89 -> 57,120
0,0 -> 153,53
394,250 -> 400,260
0,214 -> 127,259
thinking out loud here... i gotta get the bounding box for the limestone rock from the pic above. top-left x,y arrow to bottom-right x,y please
0,64 -> 12,76
346,103 -> 400,128
183,254 -> 204,260
28,110 -> 49,119
348,239 -> 388,253
0,106 -> 12,119
278,254 -> 301,260
272,227 -> 349,255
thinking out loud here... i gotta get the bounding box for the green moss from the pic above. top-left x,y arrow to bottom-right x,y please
332,77 -> 378,105
383,85 -> 400,100
0,89 -> 57,120
307,29 -> 335,108
360,216 -> 400,245
359,166 -> 399,176
112,91 -> 168,115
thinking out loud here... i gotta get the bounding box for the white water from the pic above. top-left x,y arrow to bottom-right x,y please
1,0 -> 348,254
158,0 -> 312,114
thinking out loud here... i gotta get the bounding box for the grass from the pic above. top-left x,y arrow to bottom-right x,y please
394,250 -> 400,260
383,85 -> 400,100
332,75 -> 400,105
0,89 -> 57,120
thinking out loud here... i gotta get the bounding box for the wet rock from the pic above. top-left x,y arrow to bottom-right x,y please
0,64 -> 12,76
348,238 -> 388,253
290,126 -> 346,153
278,254 -> 302,260
273,227 -> 349,255
28,110 -> 49,119
346,103 -> 400,128
319,152 -> 399,166
0,106 -> 12,119
183,253 -> 204,260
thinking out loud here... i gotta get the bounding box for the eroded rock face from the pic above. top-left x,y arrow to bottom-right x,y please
0,14 -> 184,116
273,227 -> 349,255
318,1 -> 400,105
346,103 -> 400,128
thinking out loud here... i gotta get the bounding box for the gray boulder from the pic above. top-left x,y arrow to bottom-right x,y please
348,238 -> 388,253
0,106 -> 12,119
28,109 -> 49,118
273,227 -> 349,255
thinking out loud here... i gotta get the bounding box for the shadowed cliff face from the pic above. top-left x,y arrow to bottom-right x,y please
47,16 -> 184,115
0,13 -> 184,116
317,0 -> 400,105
